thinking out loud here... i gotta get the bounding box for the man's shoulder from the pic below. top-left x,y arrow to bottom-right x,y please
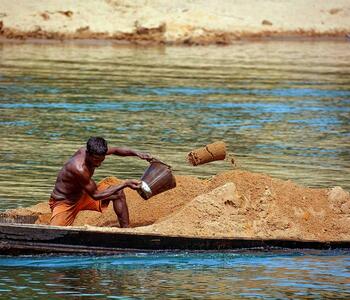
74,147 -> 86,156
65,155 -> 86,175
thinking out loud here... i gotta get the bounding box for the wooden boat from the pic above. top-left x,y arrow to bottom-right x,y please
1,214 -> 349,255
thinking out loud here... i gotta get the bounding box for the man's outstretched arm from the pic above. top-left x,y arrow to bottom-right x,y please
78,171 -> 140,201
107,146 -> 153,161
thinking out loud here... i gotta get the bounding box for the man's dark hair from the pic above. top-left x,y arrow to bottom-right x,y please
86,137 -> 108,156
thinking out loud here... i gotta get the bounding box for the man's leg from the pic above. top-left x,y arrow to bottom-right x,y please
49,197 -> 79,226
112,190 -> 130,228
50,206 -> 77,226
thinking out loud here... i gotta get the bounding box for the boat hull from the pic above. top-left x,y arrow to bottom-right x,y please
0,224 -> 349,255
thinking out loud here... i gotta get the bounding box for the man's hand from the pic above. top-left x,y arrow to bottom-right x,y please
137,152 -> 153,161
124,179 -> 141,190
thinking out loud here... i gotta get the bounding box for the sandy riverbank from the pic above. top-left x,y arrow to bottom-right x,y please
0,0 -> 349,44
4,169 -> 350,241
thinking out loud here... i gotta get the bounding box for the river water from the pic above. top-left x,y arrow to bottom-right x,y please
0,41 -> 350,298
0,251 -> 349,299
0,41 -> 349,210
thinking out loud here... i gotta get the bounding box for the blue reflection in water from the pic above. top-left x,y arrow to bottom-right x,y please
115,86 -> 350,98
2,85 -> 350,98
0,121 -> 32,126
0,251 -> 349,299
1,98 -> 349,114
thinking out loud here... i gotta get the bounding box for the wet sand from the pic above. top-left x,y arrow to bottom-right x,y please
5,169 -> 350,241
0,0 -> 349,44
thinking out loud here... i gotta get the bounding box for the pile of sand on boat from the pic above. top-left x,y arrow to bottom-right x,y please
5,169 -> 350,241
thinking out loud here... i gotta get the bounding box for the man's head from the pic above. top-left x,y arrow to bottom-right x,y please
86,137 -> 108,168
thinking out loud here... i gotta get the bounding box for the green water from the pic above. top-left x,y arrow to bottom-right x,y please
0,41 -> 349,209
0,40 -> 350,299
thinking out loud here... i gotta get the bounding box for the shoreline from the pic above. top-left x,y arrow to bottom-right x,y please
0,35 -> 348,47
1,0 -> 349,46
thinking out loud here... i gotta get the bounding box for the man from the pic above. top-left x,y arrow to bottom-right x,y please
49,136 -> 152,227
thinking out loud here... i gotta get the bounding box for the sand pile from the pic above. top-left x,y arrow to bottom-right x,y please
3,169 -> 350,241
134,171 -> 350,241
73,175 -> 207,227
4,175 -> 207,227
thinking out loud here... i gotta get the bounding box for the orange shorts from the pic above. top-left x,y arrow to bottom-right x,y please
49,177 -> 115,226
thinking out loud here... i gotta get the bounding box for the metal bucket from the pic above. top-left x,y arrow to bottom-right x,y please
137,159 -> 176,200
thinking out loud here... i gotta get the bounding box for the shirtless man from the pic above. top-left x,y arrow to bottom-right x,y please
49,136 -> 152,227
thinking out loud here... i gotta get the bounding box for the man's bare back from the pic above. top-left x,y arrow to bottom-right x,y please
51,148 -> 94,202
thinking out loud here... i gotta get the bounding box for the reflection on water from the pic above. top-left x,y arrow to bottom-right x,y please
0,252 -> 349,299
0,41 -> 349,209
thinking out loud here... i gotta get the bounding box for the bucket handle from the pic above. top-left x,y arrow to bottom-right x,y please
148,158 -> 172,169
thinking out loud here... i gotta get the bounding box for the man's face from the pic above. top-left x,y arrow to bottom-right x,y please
88,154 -> 105,168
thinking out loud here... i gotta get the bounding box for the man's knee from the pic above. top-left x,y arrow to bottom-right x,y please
111,190 -> 129,228
108,190 -> 125,201
111,191 -> 126,208
115,190 -> 126,200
